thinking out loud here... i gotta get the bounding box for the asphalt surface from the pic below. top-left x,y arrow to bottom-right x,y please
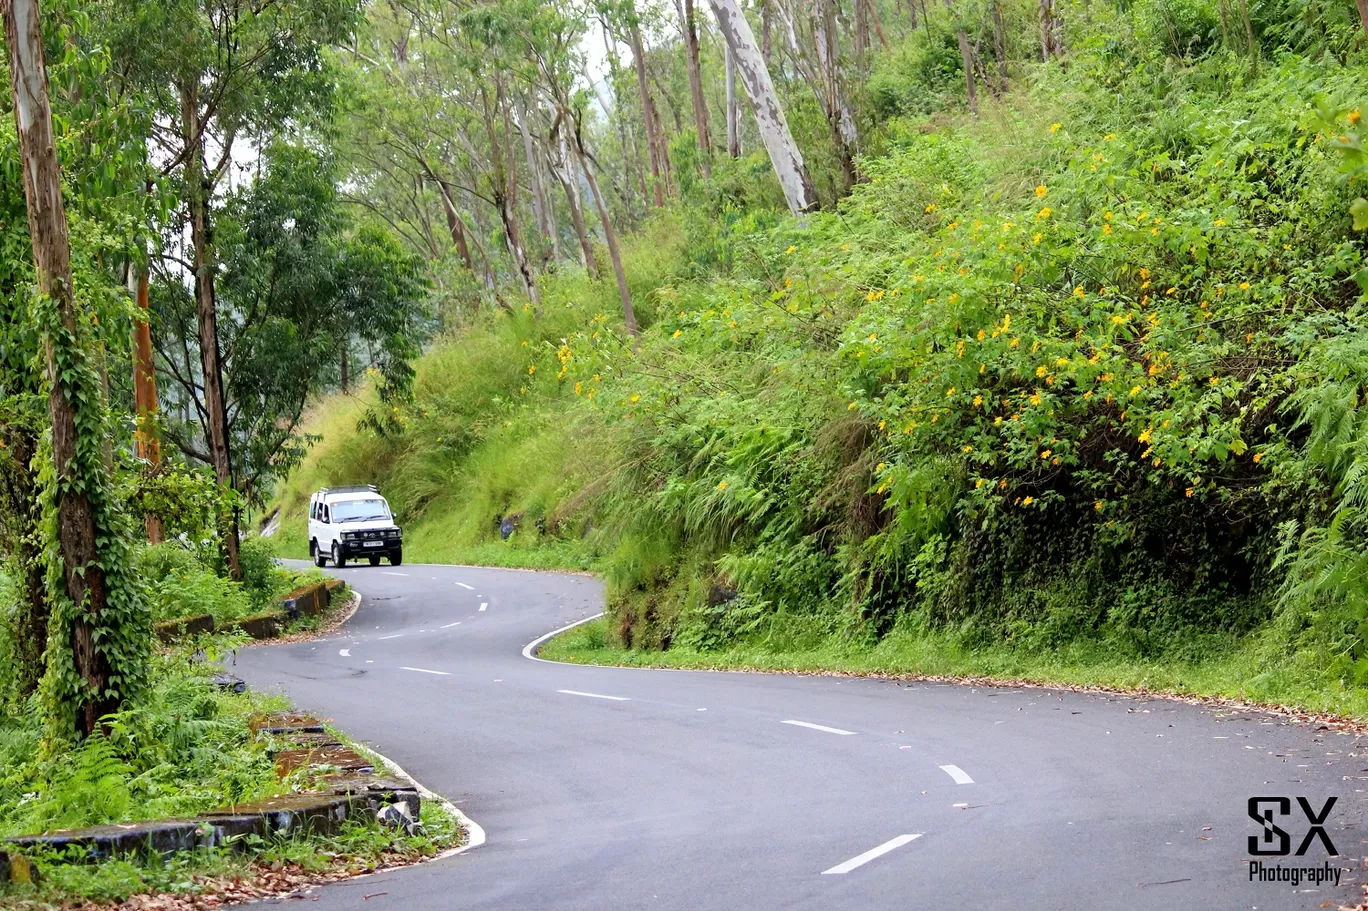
231,562 -> 1368,910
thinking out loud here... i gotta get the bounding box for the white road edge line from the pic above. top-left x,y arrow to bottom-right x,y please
339,648 -> 350,657
381,572 -> 409,577
455,582 -> 475,590
522,612 -> 606,662
379,634 -> 403,640
821,834 -> 922,875
441,621 -> 462,629
401,666 -> 451,676
782,719 -> 856,736
557,689 -> 629,701
368,747 -> 484,859
479,602 -> 488,611
939,764 -> 974,784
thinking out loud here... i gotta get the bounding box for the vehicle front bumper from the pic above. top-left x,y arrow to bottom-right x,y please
338,537 -> 402,558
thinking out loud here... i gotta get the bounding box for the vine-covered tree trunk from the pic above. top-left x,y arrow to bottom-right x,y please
0,424 -> 48,697
130,261 -> 163,545
678,0 -> 713,178
709,0 -> 816,215
3,0 -> 146,734
179,80 -> 241,580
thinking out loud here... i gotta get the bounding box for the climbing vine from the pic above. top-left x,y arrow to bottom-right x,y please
32,276 -> 150,741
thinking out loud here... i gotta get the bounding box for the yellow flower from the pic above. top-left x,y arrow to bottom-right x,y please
1037,207 -> 1052,220
1214,218 -> 1226,226
1041,450 -> 1052,460
1129,385 -> 1142,396
629,393 -> 641,403
1074,285 -> 1085,298
972,394 -> 983,407
786,245 -> 796,254
717,480 -> 728,490
1035,185 -> 1048,198
1350,109 -> 1362,125
574,382 -> 582,396
1094,500 -> 1104,511
1185,487 -> 1194,498
1050,122 -> 1061,133
528,365 -> 536,374
1032,232 -> 1043,245
848,402 -> 858,411
1252,452 -> 1263,464
946,386 -> 956,396
1103,224 -> 1113,235
962,445 -> 973,453
925,203 -> 938,213
1239,281 -> 1251,290
672,329 -> 682,339
1022,496 -> 1035,506
1030,391 -> 1042,406
1035,365 -> 1048,378
975,478 -> 985,489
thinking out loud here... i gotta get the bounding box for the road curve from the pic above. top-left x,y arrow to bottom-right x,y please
231,562 -> 1366,910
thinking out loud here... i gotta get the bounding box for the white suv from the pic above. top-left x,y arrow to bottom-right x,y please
308,486 -> 403,567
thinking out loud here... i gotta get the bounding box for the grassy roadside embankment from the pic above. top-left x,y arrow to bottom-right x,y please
269,11 -> 1368,726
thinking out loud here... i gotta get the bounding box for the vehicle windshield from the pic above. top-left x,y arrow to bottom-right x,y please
330,498 -> 391,523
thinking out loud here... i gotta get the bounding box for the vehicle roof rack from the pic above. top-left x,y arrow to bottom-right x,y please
320,485 -> 378,494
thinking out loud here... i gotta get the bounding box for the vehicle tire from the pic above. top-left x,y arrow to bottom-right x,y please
390,549 -> 402,567
332,541 -> 346,568
312,541 -> 326,568
369,555 -> 381,567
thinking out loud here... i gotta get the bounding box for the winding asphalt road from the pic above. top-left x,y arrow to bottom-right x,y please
231,562 -> 1367,910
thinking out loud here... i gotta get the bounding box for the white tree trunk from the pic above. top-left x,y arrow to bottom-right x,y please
707,0 -> 816,215
725,42 -> 740,158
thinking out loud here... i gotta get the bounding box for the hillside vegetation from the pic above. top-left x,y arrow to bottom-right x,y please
274,2 -> 1368,715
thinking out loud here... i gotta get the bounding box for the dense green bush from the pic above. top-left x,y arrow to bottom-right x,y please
0,640 -> 283,838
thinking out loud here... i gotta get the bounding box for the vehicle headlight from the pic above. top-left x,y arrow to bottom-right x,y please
387,529 -> 400,538
342,531 -> 359,540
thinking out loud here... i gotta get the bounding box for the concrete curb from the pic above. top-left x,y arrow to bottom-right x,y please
366,748 -> 485,860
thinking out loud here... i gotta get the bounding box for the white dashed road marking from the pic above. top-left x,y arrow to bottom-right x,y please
479,602 -> 488,611
379,634 -> 403,640
939,764 -> 974,784
441,621 -> 461,629
821,834 -> 922,875
339,648 -> 350,657
455,582 -> 475,590
782,720 -> 856,736
381,572 -> 408,577
557,689 -> 630,702
401,666 -> 450,676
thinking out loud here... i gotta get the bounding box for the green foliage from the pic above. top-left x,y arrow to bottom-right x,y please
0,639 -> 283,839
272,0 -> 1368,716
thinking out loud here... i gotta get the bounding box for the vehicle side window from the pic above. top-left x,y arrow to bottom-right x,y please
321,505 -> 330,523
310,502 -> 317,520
